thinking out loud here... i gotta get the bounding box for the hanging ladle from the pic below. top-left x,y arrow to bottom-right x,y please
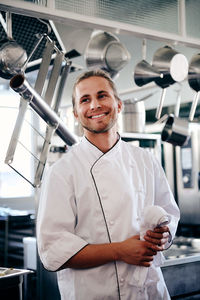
152,45 -> 188,120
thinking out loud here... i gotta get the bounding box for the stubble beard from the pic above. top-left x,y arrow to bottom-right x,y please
82,116 -> 117,134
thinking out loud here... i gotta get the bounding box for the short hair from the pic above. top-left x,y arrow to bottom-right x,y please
72,69 -> 121,111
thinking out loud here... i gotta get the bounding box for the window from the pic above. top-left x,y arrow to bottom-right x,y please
0,90 -> 33,198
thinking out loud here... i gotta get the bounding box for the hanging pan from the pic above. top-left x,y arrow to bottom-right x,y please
152,45 -> 188,119
161,89 -> 190,147
188,53 -> 200,121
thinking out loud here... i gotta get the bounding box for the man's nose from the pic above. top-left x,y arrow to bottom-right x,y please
90,98 -> 101,110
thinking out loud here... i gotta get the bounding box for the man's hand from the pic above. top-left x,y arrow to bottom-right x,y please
143,226 -> 170,251
117,235 -> 160,267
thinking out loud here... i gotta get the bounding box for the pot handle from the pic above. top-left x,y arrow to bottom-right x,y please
156,88 -> 167,119
189,91 -> 200,121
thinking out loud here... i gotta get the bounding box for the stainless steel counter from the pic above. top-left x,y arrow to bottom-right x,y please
161,237 -> 200,298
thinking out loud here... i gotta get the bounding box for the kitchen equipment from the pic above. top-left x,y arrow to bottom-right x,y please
0,38 -> 27,79
174,123 -> 200,225
161,89 -> 190,147
0,267 -> 32,300
85,31 -> 130,78
188,53 -> 200,121
161,114 -> 189,146
10,74 -> 77,146
122,99 -> 146,133
134,59 -> 163,87
152,45 -> 188,119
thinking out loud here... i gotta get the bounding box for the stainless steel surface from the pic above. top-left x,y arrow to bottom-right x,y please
161,114 -> 189,147
0,267 -> 32,278
188,53 -> 200,121
34,125 -> 56,187
152,45 -> 188,119
122,100 -> 145,133
44,51 -> 63,106
189,91 -> 200,121
175,123 -> 200,225
85,31 -> 130,77
155,87 -> 166,120
5,98 -> 28,164
134,59 -> 162,87
162,236 -> 200,298
10,74 -> 77,146
152,45 -> 188,87
0,39 -> 27,79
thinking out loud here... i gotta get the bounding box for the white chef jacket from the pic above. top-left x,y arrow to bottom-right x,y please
37,136 -> 180,300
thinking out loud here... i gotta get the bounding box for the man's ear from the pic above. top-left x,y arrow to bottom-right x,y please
73,108 -> 78,119
118,100 -> 122,113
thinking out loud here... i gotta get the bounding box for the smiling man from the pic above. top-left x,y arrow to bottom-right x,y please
37,69 -> 180,300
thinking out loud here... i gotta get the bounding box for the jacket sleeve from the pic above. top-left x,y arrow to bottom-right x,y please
36,160 -> 88,271
152,153 -> 180,247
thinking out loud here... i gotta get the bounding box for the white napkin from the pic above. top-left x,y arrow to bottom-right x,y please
131,205 -> 171,288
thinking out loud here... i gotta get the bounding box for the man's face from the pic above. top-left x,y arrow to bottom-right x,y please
74,76 -> 122,135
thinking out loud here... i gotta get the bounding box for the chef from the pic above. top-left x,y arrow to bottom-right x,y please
37,69 -> 180,300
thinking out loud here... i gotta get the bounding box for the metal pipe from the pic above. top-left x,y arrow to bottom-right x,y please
10,74 -> 78,146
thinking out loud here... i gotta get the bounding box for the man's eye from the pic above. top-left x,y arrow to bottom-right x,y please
81,98 -> 89,103
98,94 -> 106,99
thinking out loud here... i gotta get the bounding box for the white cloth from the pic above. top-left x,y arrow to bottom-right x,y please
131,205 -> 171,288
37,136 -> 180,300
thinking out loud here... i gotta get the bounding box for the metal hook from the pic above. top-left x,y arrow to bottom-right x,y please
37,18 -> 52,35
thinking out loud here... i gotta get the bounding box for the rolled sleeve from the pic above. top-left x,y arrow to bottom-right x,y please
37,160 -> 88,271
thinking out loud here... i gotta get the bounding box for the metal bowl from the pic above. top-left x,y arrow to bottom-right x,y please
84,31 -> 130,75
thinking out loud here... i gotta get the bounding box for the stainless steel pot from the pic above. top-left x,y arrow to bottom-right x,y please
85,31 -> 130,77
122,100 -> 146,133
134,59 -> 162,87
152,46 -> 188,119
152,45 -> 188,87
0,38 -> 27,79
161,114 -> 189,146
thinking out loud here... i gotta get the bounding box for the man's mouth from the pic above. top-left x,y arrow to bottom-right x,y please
89,113 -> 107,119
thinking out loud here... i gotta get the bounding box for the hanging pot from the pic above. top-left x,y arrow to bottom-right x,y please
161,90 -> 190,146
161,114 -> 189,146
188,53 -> 200,121
0,38 -> 27,79
84,31 -> 130,77
134,59 -> 163,87
152,45 -> 188,119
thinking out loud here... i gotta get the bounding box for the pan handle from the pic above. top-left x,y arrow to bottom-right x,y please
156,88 -> 166,120
189,91 -> 200,121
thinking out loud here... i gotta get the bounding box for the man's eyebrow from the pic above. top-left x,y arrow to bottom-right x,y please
97,90 -> 108,94
80,94 -> 90,99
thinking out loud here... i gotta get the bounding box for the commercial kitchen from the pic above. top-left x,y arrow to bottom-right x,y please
0,1 -> 200,299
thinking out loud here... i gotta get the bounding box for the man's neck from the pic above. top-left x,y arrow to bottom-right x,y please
84,129 -> 119,153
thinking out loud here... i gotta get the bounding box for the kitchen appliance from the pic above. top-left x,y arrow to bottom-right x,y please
163,123 -> 200,224
188,52 -> 200,121
172,123 -> 200,225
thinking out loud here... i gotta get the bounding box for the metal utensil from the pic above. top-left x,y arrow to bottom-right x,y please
85,31 -> 130,77
10,74 -> 78,146
161,89 -> 190,147
152,45 -> 188,119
